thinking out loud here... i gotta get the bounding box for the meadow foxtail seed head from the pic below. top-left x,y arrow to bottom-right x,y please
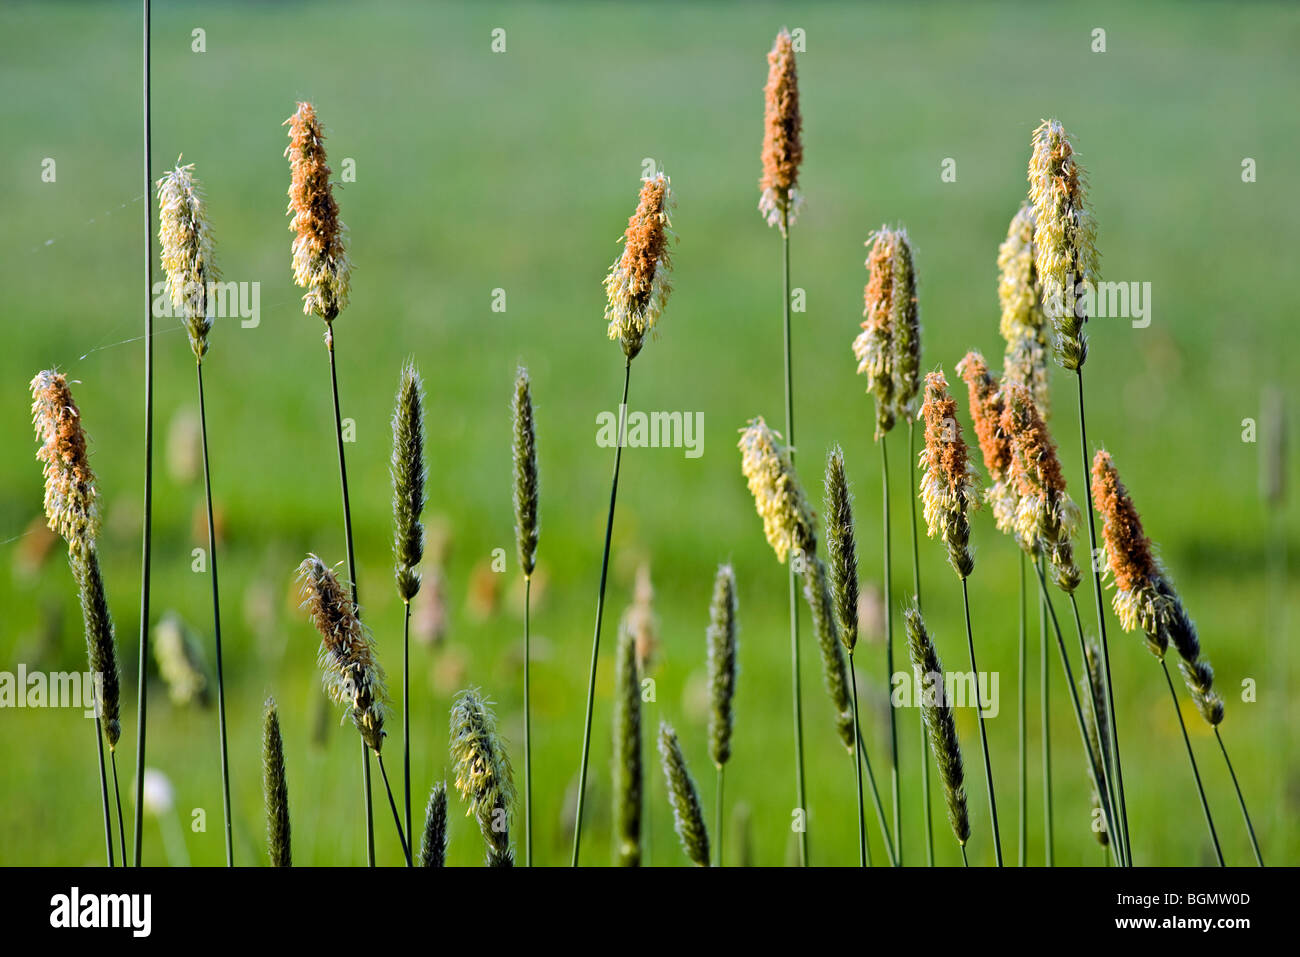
449,688 -> 515,866
738,417 -> 816,563
75,547 -> 121,747
998,204 -> 1050,413
1028,119 -> 1099,371
604,172 -> 674,358
956,351 -> 1021,544
157,160 -> 219,359
759,28 -> 803,231
706,564 -> 738,767
613,619 -> 642,866
1002,384 -> 1082,591
1080,641 -> 1111,846
391,360 -> 426,601
853,227 -> 918,435
296,554 -> 388,752
262,697 -> 291,867
918,370 -> 980,579
512,366 -> 539,578
657,721 -> 710,866
420,781 -> 448,867
823,447 -> 860,652
285,102 -> 352,323
803,555 -> 856,749
31,370 -> 99,550
904,604 -> 970,845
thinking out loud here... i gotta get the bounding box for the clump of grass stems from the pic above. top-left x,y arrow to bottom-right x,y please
658,721 -> 710,867
297,555 -> 411,865
157,160 -> 233,866
760,27 -> 809,867
573,170 -> 674,866
706,564 -> 738,866
31,370 -> 124,866
1028,117 -> 1131,860
613,619 -> 642,866
262,697 -> 291,867
903,604 -> 971,862
512,365 -> 539,865
918,369 -> 1002,864
450,689 -> 516,867
390,359 -> 426,860
420,781 -> 448,867
852,225 -> 919,865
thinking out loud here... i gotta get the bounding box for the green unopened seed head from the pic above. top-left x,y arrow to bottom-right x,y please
420,780 -> 448,867
706,564 -> 738,767
157,160 -> 219,359
74,547 -> 121,748
390,360 -> 426,600
803,555 -> 856,749
657,721 -> 710,866
262,697 -> 291,867
450,688 -> 515,866
297,554 -> 388,752
824,447 -> 859,651
904,603 -> 970,846
512,366 -> 539,578
1079,640 -> 1111,845
613,619 -> 642,866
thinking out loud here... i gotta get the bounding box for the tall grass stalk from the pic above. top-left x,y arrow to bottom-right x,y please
907,418 -> 934,866
512,367 -> 539,865
706,564 -> 737,867
93,709 -> 114,866
1161,662 -> 1223,865
1039,556 -> 1053,865
1018,551 -> 1027,865
880,437 -> 900,862
961,579 -> 1003,865
376,751 -> 412,866
1215,729 -> 1263,865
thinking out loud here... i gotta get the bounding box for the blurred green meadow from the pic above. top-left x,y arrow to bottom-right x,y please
1,0 -> 1297,866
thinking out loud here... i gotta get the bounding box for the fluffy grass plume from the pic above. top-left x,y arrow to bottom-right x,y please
1028,119 -> 1099,371
1002,384 -> 1082,593
296,555 -> 388,752
759,27 -> 803,230
918,370 -> 980,579
603,172 -> 675,358
1091,451 -> 1222,722
285,101 -> 351,323
824,447 -> 859,651
998,205 -> 1050,412
658,721 -> 710,866
739,418 -> 853,747
613,619 -> 642,866
1080,642 -> 1111,847
262,697 -> 291,866
391,360 -> 426,601
512,366 -> 539,578
156,160 -> 219,359
904,604 -> 970,847
706,564 -> 739,766
31,370 -> 99,549
956,351 -> 1022,544
450,688 -> 515,866
853,228 -> 918,436
420,781 -> 448,867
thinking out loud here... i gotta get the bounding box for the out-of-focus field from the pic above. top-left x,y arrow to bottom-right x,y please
0,0 -> 1296,866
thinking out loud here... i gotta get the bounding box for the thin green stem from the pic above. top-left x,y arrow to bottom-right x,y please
110,748 -> 126,866
780,207 -> 809,869
1039,554 -> 1053,866
850,651 -> 867,867
94,712 -> 113,866
361,740 -> 374,866
881,434 -> 901,864
1018,551 -> 1027,867
855,717 -> 897,866
1161,660 -> 1223,865
132,0 -> 153,870
376,751 -> 413,866
960,843 -> 969,867
1031,558 -> 1120,861
1214,727 -> 1263,865
523,575 -> 533,867
907,419 -> 934,866
715,765 -> 724,867
197,361 -> 232,867
961,576 -> 1002,865
326,329 -> 359,605
1075,368 -> 1130,858
572,357 -> 632,866
1068,591 -> 1127,867
402,599 -> 412,858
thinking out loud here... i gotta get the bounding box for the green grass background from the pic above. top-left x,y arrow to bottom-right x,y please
1,0 -> 1296,866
